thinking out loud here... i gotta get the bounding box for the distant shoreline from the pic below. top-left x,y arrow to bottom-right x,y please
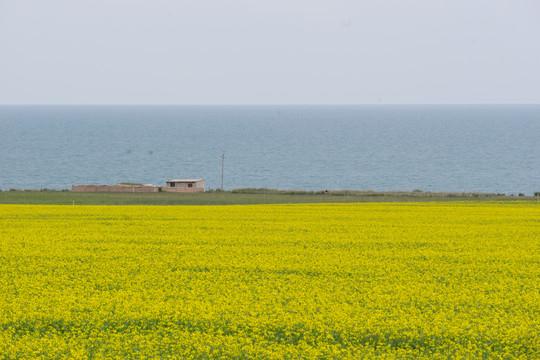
0,188 -> 536,206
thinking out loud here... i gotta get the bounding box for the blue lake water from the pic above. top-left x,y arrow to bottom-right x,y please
0,105 -> 538,195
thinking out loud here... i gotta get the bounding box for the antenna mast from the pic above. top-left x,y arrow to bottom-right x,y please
221,152 -> 225,191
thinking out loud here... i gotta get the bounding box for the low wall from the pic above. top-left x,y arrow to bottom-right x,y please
72,185 -> 159,193
160,187 -> 204,193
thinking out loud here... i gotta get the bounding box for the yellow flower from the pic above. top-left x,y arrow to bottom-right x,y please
0,202 -> 538,359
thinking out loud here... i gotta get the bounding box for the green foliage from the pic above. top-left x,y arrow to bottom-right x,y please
0,188 -> 527,206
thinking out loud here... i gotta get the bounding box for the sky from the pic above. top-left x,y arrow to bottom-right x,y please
1,0 -> 539,105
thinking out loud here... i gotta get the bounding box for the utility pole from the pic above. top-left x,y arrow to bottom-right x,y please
221,152 -> 225,191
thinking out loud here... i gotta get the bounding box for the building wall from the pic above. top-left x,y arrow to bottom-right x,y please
72,185 -> 205,193
167,181 -> 206,189
161,187 -> 205,193
169,182 -> 190,188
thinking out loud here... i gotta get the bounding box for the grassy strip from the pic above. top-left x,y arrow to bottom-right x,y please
231,187 -> 509,197
0,188 -> 534,205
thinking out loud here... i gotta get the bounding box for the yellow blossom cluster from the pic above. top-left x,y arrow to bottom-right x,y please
0,202 -> 538,359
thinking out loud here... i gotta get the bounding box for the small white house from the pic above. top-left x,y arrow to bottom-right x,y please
165,179 -> 205,192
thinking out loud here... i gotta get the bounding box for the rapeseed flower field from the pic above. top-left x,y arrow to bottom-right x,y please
0,203 -> 538,359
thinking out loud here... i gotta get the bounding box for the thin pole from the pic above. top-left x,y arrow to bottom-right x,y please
221,152 -> 225,191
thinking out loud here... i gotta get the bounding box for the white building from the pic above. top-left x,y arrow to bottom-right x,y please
164,179 -> 205,192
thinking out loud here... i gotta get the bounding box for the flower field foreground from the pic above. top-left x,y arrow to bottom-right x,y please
0,203 -> 538,359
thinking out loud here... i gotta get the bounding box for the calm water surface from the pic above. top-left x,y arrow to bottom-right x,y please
0,105 -> 538,195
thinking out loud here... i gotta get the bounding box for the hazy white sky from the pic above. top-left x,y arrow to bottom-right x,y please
1,0 -> 539,104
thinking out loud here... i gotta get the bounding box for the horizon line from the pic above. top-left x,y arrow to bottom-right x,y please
1,103 -> 540,107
